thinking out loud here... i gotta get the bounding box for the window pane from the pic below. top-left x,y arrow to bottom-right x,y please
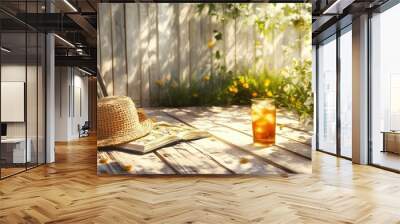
318,36 -> 337,154
371,4 -> 400,171
340,28 -> 352,158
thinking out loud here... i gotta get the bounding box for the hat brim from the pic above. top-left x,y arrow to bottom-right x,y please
97,118 -> 153,148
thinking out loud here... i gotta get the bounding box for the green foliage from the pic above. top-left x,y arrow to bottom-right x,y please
225,58 -> 313,121
277,59 -> 313,121
197,3 -> 311,40
158,67 -> 233,107
155,3 -> 313,122
197,3 -> 251,20
157,59 -> 313,121
198,3 -> 312,61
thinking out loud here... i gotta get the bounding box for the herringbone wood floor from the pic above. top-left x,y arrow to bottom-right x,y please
1,136 -> 400,224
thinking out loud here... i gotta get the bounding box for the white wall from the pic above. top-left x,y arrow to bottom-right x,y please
1,63 -> 46,164
55,67 -> 89,141
71,72 -> 89,138
1,65 -> 26,142
1,65 -> 32,137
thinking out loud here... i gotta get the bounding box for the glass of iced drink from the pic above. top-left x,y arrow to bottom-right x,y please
251,98 -> 276,145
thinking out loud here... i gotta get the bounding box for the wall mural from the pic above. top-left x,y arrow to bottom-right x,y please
97,3 -> 313,176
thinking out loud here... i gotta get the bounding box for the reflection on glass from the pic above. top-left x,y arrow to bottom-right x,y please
1,31 -> 27,177
317,36 -> 337,154
371,4 -> 400,171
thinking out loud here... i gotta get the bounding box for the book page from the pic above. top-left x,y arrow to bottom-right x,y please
131,122 -> 193,146
178,130 -> 211,141
120,122 -> 210,153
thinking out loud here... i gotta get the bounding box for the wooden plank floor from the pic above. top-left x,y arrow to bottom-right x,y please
1,135 -> 400,223
98,107 -> 311,175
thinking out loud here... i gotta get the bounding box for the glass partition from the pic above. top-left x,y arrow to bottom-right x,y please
1,31 -> 28,177
0,1 -> 46,179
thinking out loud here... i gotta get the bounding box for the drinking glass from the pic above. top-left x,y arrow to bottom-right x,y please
251,98 -> 276,145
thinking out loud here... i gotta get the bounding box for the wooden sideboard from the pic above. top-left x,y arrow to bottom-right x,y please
1,138 -> 32,165
382,131 -> 400,154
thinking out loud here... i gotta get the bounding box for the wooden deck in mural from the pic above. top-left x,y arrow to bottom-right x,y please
97,106 -> 312,175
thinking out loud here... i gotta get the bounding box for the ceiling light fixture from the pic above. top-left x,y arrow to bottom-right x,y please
78,67 -> 93,76
63,0 -> 78,12
323,1 -> 341,14
1,47 -> 11,53
322,0 -> 355,15
54,34 -> 75,48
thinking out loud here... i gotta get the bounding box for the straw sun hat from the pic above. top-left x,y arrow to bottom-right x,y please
97,96 -> 153,148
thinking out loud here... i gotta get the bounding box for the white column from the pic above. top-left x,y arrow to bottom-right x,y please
46,32 -> 55,163
352,14 -> 369,164
45,0 -> 55,163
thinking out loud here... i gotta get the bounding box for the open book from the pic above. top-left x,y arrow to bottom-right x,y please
117,121 -> 211,154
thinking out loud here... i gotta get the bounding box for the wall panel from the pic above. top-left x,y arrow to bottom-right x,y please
148,4 -> 160,106
178,4 -> 191,87
139,4 -> 151,107
111,4 -> 127,96
125,4 -> 141,105
98,4 -> 114,96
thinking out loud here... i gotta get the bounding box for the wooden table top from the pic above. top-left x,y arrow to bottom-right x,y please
98,106 -> 312,175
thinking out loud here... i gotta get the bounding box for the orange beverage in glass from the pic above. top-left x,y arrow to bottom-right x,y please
251,98 -> 276,145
